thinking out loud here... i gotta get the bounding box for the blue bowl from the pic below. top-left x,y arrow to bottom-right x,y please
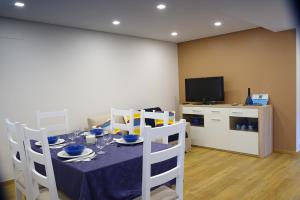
123,134 -> 139,143
47,136 -> 58,144
90,128 -> 103,136
64,144 -> 85,156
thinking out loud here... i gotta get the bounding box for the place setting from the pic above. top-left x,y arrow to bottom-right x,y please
35,135 -> 69,149
58,144 -> 96,163
114,134 -> 144,146
89,128 -> 109,137
56,131 -> 97,162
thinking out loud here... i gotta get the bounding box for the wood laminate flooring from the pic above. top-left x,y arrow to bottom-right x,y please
2,147 -> 300,200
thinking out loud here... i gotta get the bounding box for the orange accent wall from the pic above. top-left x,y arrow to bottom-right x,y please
178,28 -> 296,151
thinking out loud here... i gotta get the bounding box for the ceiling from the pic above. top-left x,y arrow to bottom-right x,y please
0,0 -> 295,43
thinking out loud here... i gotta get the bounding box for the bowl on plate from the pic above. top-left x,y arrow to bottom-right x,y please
90,128 -> 103,136
123,134 -> 139,143
48,136 -> 58,144
64,144 -> 85,156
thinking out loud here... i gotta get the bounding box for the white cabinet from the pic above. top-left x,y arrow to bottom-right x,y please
227,130 -> 259,155
180,104 -> 273,157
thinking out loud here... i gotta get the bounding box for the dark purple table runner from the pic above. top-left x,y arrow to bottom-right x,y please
32,134 -> 176,200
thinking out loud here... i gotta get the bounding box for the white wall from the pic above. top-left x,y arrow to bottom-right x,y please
0,18 -> 179,181
297,28 -> 300,151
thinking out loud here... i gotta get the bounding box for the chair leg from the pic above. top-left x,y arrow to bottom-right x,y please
15,187 -> 23,200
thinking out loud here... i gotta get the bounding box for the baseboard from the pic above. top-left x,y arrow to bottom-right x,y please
0,179 -> 14,186
193,145 -> 300,156
273,149 -> 299,155
191,145 -> 259,158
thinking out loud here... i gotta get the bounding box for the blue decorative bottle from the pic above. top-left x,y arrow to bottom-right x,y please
245,88 -> 253,105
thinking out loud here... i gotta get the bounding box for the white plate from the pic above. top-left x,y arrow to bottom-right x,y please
35,138 -> 65,147
83,131 -> 109,137
115,137 -> 144,145
57,148 -> 93,159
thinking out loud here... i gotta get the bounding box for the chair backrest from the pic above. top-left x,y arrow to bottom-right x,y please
5,119 -> 31,199
141,119 -> 186,200
36,109 -> 69,135
111,108 -> 135,134
22,125 -> 59,200
140,110 -> 172,143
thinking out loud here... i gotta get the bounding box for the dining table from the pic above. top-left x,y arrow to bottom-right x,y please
32,133 -> 177,200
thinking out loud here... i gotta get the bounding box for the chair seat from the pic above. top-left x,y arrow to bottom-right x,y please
37,189 -> 71,200
134,186 -> 178,200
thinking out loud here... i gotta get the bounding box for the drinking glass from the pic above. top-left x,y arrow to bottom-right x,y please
103,133 -> 113,146
96,137 -> 106,154
74,128 -> 81,138
68,132 -> 76,144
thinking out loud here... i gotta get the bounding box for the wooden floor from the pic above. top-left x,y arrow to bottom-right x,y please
1,180 -> 16,200
184,147 -> 300,200
3,147 -> 300,200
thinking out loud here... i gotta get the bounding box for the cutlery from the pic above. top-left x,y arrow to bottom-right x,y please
108,140 -> 116,145
63,152 -> 95,163
50,144 -> 67,149
76,154 -> 97,162
50,142 -> 70,149
76,153 -> 97,162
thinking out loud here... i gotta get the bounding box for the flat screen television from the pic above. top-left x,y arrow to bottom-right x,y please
185,76 -> 224,104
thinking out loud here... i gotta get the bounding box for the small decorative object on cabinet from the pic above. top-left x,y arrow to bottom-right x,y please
245,88 -> 253,105
179,104 -> 273,157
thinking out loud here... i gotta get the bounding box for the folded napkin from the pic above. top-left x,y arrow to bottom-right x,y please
81,131 -> 91,136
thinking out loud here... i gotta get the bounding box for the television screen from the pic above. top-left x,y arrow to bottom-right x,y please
185,76 -> 224,103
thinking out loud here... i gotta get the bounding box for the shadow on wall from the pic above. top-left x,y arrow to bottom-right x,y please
0,174 -> 5,199
289,0 -> 300,27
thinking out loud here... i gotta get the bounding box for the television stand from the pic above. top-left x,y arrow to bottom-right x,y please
179,104 -> 273,157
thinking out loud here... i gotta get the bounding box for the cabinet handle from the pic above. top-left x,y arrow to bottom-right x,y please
211,118 -> 221,121
211,110 -> 220,113
192,110 -> 201,113
232,111 -> 243,114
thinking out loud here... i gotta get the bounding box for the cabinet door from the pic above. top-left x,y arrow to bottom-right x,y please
205,109 -> 228,149
190,126 -> 208,146
227,130 -> 259,155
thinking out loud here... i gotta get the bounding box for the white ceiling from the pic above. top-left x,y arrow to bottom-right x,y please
0,0 -> 295,43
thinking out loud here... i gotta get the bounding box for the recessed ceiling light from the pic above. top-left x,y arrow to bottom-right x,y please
171,32 -> 178,36
214,21 -> 222,27
157,4 -> 166,10
112,20 -> 120,25
14,2 -> 25,8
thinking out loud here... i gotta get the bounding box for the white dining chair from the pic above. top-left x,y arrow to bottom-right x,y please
36,109 -> 69,136
22,124 -> 69,200
140,110 -> 171,144
111,108 -> 135,134
5,119 -> 31,200
137,119 -> 186,200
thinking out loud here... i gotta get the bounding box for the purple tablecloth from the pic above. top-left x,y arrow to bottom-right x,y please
33,134 -> 176,200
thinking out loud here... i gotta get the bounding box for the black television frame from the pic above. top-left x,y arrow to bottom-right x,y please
185,76 -> 224,104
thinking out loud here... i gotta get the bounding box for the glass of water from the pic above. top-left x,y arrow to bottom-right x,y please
74,128 -> 81,138
68,132 -> 76,144
96,137 -> 106,154
103,133 -> 113,146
